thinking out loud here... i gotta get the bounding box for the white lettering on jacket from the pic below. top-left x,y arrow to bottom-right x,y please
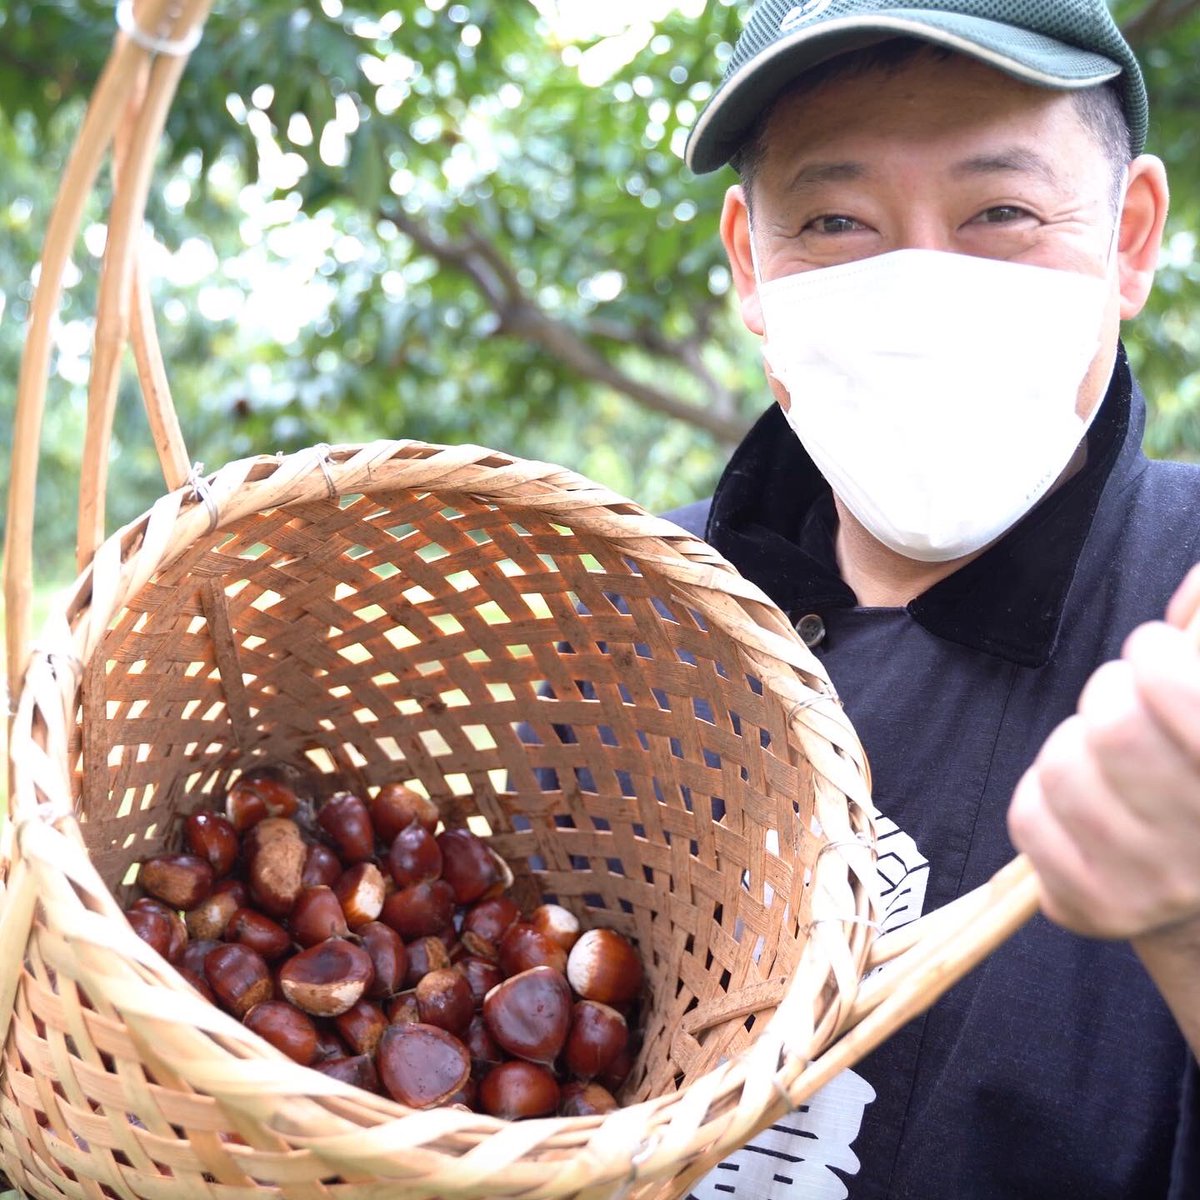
690,817 -> 928,1198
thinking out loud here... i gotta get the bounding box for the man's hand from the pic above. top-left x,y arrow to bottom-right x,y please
1009,563 -> 1200,938
1008,564 -> 1200,1053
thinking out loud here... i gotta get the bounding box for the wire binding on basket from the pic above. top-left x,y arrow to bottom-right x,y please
114,0 -> 205,56
185,460 -> 219,531
311,442 -> 338,499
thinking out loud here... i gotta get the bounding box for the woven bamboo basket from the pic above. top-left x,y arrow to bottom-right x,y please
0,4 -> 1040,1198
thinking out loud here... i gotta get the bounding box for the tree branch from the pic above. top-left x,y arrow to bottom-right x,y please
384,205 -> 750,445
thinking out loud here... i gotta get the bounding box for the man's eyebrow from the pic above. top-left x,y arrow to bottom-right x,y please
952,147 -> 1063,186
784,160 -> 867,192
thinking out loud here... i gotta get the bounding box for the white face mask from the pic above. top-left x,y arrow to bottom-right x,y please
753,246 -> 1112,563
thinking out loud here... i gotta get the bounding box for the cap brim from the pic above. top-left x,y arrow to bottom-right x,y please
685,9 -> 1123,174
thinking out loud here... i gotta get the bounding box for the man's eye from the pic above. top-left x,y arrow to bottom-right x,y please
975,205 -> 1030,225
805,214 -> 864,235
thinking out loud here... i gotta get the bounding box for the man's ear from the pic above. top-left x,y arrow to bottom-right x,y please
1118,154 -> 1169,320
720,185 -> 764,335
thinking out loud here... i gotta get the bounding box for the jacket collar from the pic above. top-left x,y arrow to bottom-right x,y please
705,345 -> 1144,668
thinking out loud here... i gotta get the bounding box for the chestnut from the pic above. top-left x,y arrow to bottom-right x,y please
185,888 -> 240,942
498,922 -> 567,978
130,898 -> 187,962
138,854 -> 214,911
184,809 -> 239,877
530,903 -> 581,953
243,1000 -> 319,1065
179,937 -> 221,977
457,956 -> 504,1008
482,965 -> 572,1067
125,904 -> 173,958
370,783 -> 439,843
333,862 -> 386,928
478,1060 -> 560,1121
461,896 -> 521,951
333,998 -> 389,1056
436,827 -> 512,905
247,820 -> 307,918
403,936 -> 452,988
176,966 -> 215,1004
464,1013 -> 503,1073
559,1080 -> 620,1117
204,943 -> 273,1018
358,921 -> 407,999
381,879 -> 456,942
386,991 -> 421,1025
301,843 -> 343,889
386,822 -> 443,889
375,1023 -> 470,1109
278,938 -> 375,1017
312,1022 -> 348,1062
312,1053 -> 381,1093
225,908 -> 293,962
415,968 -> 473,1037
289,886 -> 351,948
563,1000 -> 628,1081
226,767 -> 299,830
316,792 -> 375,864
566,928 -> 644,1006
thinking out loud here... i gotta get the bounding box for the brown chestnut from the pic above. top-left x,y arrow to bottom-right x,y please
381,879 -> 456,941
457,955 -> 504,1008
375,1023 -> 470,1109
386,991 -> 421,1025
289,885 -> 352,947
138,854 -> 214,911
204,943 -> 273,1018
278,938 -> 375,1016
498,922 -> 567,978
225,908 -> 293,961
403,936 -> 452,988
370,783 -> 439,843
312,1053 -> 381,1093
179,937 -> 221,977
185,888 -> 240,942
386,822 -> 443,889
227,767 -> 299,831
333,862 -> 386,928
247,820 -> 307,918
559,1080 -> 620,1117
301,843 -> 343,889
415,967 -> 473,1036
464,1013 -> 503,1072
176,966 -> 215,1004
125,905 -> 173,958
530,903 -> 581,953
478,1060 -> 560,1121
317,792 -> 375,864
130,898 -> 187,962
358,921 -> 407,999
461,895 -> 521,951
184,810 -> 239,877
436,827 -> 511,905
333,998 -> 389,1056
566,928 -> 644,1006
563,1000 -> 628,1081
243,1000 -> 319,1065
482,965 -> 572,1067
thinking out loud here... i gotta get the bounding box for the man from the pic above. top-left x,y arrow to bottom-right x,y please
675,1 -> 1200,1195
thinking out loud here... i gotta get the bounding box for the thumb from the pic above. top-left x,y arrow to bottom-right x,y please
1165,563 -> 1200,635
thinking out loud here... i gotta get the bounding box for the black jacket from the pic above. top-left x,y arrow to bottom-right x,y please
676,347 -> 1200,1199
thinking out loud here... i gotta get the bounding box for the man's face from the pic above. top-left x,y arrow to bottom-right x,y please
722,50 -> 1150,420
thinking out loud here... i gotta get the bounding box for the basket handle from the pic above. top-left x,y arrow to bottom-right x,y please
2,0 -> 209,704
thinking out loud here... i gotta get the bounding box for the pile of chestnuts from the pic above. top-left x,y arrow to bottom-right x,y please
124,766 -> 645,1119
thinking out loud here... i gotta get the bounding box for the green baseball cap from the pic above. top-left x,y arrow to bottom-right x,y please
685,0 -> 1148,174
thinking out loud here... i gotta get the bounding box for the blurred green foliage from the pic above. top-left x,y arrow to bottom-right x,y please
0,0 -> 1197,588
